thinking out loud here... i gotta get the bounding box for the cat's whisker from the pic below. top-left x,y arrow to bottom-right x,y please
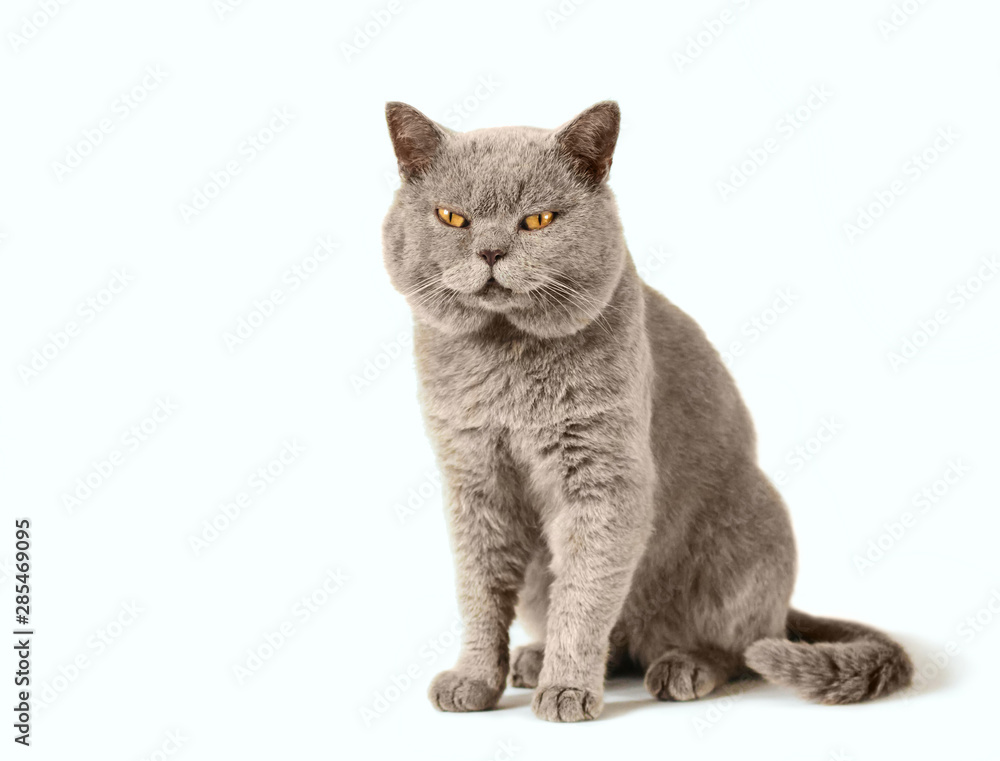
551,283 -> 618,339
535,282 -> 580,329
536,283 -> 614,341
533,274 -> 616,339
402,274 -> 447,300
540,271 -> 626,317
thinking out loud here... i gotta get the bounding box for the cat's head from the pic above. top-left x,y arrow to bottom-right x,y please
382,101 -> 626,338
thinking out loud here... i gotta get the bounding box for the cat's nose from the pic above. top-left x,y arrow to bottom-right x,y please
479,250 -> 504,267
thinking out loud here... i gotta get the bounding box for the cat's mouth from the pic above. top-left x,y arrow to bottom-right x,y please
478,278 -> 510,296
467,277 -> 517,310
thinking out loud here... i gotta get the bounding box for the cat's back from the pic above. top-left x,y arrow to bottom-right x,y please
641,283 -> 756,461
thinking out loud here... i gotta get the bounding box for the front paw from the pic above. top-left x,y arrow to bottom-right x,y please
532,685 -> 602,722
428,670 -> 503,712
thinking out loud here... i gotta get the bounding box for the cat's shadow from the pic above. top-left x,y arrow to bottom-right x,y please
892,631 -> 957,698
603,674 -> 773,720
497,675 -> 773,719
496,637 -> 950,719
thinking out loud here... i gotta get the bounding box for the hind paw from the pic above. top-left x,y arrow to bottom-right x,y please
510,643 -> 544,688
644,650 -> 723,701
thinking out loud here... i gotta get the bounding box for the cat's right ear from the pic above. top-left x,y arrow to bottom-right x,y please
554,101 -> 620,186
385,102 -> 446,181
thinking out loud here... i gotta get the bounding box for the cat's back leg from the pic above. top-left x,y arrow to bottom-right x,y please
644,646 -> 744,701
510,642 -> 545,688
628,464 -> 796,698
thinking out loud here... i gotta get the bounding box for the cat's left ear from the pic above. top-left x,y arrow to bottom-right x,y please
385,102 -> 447,181
554,101 -> 620,185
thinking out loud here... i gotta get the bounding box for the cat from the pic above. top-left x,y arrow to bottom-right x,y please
381,100 -> 913,722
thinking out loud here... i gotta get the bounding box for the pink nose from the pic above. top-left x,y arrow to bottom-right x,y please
479,250 -> 504,267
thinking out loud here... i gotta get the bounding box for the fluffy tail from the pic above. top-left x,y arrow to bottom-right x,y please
744,608 -> 913,705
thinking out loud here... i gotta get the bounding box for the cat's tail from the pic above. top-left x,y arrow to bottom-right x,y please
743,608 -> 913,705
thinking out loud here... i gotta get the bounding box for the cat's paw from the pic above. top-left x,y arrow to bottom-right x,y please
531,685 -> 602,722
428,670 -> 502,712
644,651 -> 721,701
510,643 -> 544,689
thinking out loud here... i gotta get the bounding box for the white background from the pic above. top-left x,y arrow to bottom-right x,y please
2,0 -> 998,759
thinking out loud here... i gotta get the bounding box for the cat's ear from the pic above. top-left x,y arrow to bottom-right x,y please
385,102 -> 447,180
554,101 -> 620,185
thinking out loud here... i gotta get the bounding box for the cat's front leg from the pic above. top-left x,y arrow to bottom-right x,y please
428,428 -> 535,713
531,426 -> 653,722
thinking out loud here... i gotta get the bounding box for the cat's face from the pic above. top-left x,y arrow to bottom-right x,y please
382,102 -> 626,338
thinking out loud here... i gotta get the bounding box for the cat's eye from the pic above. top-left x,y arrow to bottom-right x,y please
436,208 -> 469,228
522,211 -> 555,231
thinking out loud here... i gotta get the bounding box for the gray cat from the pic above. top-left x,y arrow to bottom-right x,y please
381,100 -> 913,722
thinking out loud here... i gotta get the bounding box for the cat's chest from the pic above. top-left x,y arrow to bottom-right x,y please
417,335 -> 584,430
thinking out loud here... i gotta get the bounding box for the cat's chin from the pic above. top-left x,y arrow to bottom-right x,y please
453,282 -> 523,315
413,304 -> 495,336
503,311 -> 595,339
470,280 -> 512,300
414,304 -> 586,340
412,287 -> 602,339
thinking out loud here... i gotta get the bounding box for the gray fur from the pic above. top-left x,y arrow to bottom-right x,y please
381,101 -> 913,721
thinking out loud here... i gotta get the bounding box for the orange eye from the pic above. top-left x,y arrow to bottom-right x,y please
437,208 -> 469,228
522,211 -> 555,230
